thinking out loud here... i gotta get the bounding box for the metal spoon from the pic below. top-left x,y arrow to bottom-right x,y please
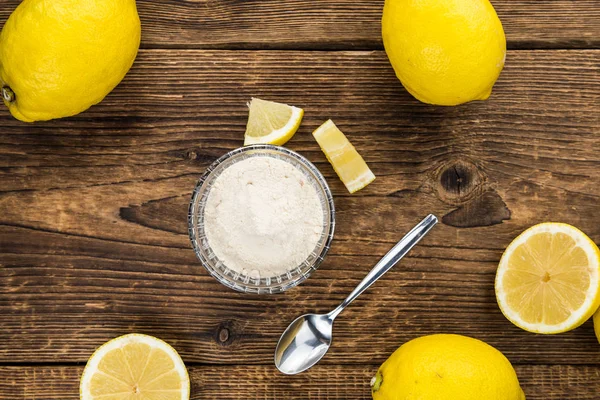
274,214 -> 438,375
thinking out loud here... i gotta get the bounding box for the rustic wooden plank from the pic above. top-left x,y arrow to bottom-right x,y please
0,0 -> 599,49
0,248 -> 600,364
1,247 -> 599,365
0,365 -> 598,399
0,49 -> 598,365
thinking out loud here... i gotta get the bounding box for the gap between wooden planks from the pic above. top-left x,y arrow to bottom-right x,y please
0,365 -> 599,399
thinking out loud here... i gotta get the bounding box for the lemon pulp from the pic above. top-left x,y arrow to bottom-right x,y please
80,334 -> 190,400
495,223 -> 600,334
244,98 -> 304,146
312,120 -> 375,194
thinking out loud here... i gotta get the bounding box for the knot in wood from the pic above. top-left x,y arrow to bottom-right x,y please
215,321 -> 234,347
218,327 -> 230,343
435,159 -> 484,205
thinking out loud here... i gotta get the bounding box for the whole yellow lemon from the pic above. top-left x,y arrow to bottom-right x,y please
382,0 -> 506,106
371,334 -> 525,400
0,0 -> 141,122
594,308 -> 600,344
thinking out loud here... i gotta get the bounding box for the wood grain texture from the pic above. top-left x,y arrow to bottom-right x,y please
0,0 -> 599,50
0,50 -> 598,368
0,365 -> 599,399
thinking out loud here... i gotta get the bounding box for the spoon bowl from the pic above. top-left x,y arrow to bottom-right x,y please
274,313 -> 334,375
274,214 -> 438,374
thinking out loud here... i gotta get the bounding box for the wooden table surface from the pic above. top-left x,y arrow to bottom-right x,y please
1,0 -> 599,398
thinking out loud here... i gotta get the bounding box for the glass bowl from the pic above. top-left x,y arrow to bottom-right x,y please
188,144 -> 335,294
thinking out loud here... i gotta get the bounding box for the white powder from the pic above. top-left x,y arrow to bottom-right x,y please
203,156 -> 324,278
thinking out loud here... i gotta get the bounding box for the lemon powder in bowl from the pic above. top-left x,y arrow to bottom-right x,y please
188,145 -> 335,293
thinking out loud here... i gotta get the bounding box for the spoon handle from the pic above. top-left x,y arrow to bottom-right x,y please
328,214 -> 438,320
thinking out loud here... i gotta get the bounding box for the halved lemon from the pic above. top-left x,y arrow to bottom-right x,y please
495,223 -> 600,334
80,334 -> 190,400
243,98 -> 304,146
312,120 -> 375,194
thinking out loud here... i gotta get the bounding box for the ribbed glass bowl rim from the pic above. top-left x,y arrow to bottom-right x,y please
188,144 -> 335,294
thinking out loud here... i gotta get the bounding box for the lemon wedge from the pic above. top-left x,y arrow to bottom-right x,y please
312,120 -> 375,193
80,334 -> 190,400
495,223 -> 600,334
244,98 -> 304,146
